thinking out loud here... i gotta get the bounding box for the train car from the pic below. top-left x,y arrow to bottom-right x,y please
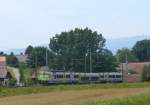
37,71 -> 123,84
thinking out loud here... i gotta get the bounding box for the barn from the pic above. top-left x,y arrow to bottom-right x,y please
118,62 -> 150,83
0,56 -> 7,85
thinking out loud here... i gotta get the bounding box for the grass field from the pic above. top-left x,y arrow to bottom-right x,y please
82,94 -> 150,105
1,82 -> 150,97
0,83 -> 150,105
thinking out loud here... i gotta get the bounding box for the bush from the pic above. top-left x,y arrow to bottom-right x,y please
9,79 -> 17,86
129,69 -> 137,75
19,64 -> 33,86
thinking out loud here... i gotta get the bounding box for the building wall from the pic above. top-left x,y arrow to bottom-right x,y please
118,62 -> 150,83
0,56 -> 7,79
15,54 -> 28,64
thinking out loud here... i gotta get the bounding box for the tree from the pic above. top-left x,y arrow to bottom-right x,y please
25,45 -> 33,55
0,51 -> 5,56
19,64 -> 25,83
91,49 -> 117,72
49,27 -> 117,72
142,65 -> 150,81
27,46 -> 54,68
116,48 -> 138,63
7,52 -> 19,67
133,39 -> 150,62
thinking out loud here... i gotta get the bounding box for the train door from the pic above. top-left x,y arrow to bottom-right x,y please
104,73 -> 109,82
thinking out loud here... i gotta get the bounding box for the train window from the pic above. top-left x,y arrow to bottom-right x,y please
57,75 -> 63,78
81,77 -> 89,81
66,75 -> 70,78
91,77 -> 99,81
74,75 -> 79,78
116,75 -> 121,78
109,75 -> 115,78
100,75 -> 104,78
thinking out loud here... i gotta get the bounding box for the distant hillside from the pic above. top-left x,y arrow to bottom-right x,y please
3,48 -> 25,55
2,45 -> 48,55
106,35 -> 150,54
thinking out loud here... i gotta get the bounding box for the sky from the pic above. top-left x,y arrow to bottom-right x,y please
0,0 -> 150,49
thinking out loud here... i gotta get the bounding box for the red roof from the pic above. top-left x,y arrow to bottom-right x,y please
0,56 -> 6,62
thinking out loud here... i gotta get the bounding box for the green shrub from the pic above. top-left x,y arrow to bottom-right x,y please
142,65 -> 150,81
129,69 -> 137,75
19,64 -> 33,86
9,79 -> 17,86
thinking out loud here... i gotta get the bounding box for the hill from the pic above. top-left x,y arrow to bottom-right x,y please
106,35 -> 150,54
3,48 -> 25,55
1,35 -> 150,55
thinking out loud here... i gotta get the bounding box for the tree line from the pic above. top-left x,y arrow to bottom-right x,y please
26,28 -> 150,72
1,27 -> 150,73
116,39 -> 150,63
27,28 -> 117,72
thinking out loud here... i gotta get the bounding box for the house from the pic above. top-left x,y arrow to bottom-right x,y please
16,54 -> 28,64
7,66 -> 21,85
0,56 -> 21,86
0,56 -> 7,85
118,62 -> 150,83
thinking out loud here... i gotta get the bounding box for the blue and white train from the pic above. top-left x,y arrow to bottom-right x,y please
37,70 -> 123,84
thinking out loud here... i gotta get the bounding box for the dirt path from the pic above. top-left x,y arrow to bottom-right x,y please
0,87 -> 150,105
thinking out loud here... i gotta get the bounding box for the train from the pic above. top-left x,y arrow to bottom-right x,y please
37,70 -> 123,84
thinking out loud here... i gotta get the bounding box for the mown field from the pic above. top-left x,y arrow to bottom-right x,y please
82,94 -> 150,105
0,83 -> 150,105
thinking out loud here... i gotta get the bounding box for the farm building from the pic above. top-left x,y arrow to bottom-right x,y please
0,56 -> 21,86
16,54 -> 28,64
0,56 -> 7,85
118,62 -> 150,83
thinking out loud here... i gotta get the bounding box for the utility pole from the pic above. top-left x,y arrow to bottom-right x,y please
84,53 -> 87,76
125,53 -> 128,71
45,47 -> 48,71
35,52 -> 38,82
123,53 -> 128,82
89,48 -> 92,82
35,53 -> 37,68
121,63 -> 124,82
84,53 -> 86,73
